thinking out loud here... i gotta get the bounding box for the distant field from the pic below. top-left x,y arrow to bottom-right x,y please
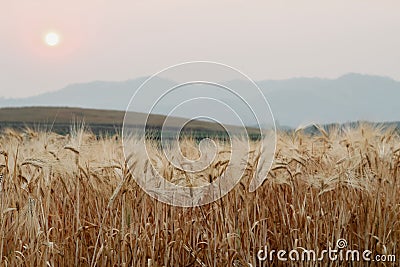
0,107 -> 261,138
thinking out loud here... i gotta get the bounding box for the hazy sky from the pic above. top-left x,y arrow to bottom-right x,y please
1,0 -> 399,98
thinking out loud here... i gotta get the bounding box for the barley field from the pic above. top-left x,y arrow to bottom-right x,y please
0,124 -> 399,266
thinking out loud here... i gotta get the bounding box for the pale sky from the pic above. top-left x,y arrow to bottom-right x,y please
1,0 -> 399,98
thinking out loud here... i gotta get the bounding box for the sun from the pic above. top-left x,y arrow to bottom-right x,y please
45,32 -> 60,46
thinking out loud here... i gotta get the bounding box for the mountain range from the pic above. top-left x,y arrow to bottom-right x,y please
1,73 -> 399,127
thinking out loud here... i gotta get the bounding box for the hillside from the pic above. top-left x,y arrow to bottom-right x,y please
0,106 -> 261,137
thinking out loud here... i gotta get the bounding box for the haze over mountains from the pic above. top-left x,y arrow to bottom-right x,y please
1,73 -> 399,127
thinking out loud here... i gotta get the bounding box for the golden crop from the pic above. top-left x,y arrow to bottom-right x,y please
0,124 -> 398,266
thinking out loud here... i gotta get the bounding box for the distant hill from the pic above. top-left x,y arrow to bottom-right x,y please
260,73 -> 400,127
0,77 -> 155,111
0,106 -> 261,137
1,73 -> 399,127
